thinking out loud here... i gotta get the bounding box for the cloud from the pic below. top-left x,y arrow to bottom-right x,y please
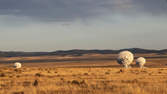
0,0 -> 166,22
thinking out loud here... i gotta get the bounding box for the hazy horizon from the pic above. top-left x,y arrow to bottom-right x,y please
0,0 -> 167,51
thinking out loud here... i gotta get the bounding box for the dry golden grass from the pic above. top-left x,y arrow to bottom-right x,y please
0,54 -> 167,94
0,66 -> 167,94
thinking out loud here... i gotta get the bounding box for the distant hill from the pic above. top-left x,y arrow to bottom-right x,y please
0,48 -> 167,57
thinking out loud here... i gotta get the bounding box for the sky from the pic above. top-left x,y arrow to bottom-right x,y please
0,0 -> 167,51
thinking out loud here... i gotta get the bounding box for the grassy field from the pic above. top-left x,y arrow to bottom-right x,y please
0,54 -> 167,94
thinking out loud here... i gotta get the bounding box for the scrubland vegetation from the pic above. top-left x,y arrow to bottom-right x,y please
0,54 -> 167,94
1,67 -> 167,94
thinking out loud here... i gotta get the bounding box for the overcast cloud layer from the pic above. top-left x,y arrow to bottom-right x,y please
0,0 -> 167,21
0,0 -> 167,51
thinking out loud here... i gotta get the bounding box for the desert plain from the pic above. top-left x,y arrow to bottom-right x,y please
0,53 -> 167,94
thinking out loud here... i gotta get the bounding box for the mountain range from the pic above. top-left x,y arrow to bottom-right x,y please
0,48 -> 167,57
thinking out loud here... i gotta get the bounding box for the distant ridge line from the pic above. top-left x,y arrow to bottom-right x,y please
0,48 -> 167,57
